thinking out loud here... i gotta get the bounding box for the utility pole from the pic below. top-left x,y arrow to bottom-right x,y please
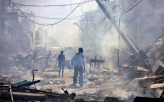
95,0 -> 147,67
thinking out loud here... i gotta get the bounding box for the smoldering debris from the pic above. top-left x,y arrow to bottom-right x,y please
1,1 -> 164,102
72,36 -> 164,101
2,40 -> 164,102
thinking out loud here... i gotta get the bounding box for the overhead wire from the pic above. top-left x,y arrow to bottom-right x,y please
116,0 -> 144,72
16,0 -> 99,23
85,1 -> 120,30
80,11 -> 112,29
80,1 -> 115,29
70,0 -> 98,32
78,0 -> 137,30
108,0 -> 136,23
114,1 -> 141,70
114,0 -> 136,12
117,0 -> 138,69
80,5 -> 89,30
98,0 -> 142,70
85,17 -> 106,28
15,0 -> 132,22
15,0 -> 138,26
70,0 -> 84,21
118,0 -> 142,28
112,0 -> 135,10
80,5 -> 99,30
18,11 -> 102,22
108,25 -> 112,30
14,0 -> 94,7
12,0 -> 82,26
70,0 -> 99,22
105,0 -> 136,22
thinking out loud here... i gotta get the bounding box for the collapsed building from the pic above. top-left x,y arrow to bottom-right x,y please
1,0 -> 164,102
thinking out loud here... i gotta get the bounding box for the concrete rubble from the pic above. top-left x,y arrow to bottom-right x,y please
1,40 -> 164,102
0,1 -> 164,102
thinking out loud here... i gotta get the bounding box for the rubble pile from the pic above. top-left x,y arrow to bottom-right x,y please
71,39 -> 164,101
77,91 -> 105,102
1,33 -> 164,102
0,79 -> 72,102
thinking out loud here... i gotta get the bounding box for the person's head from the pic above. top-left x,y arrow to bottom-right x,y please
79,48 -> 83,53
60,51 -> 64,54
70,93 -> 76,99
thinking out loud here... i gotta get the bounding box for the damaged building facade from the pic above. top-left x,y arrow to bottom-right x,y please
1,0 -> 164,102
123,0 -> 164,51
0,0 -> 37,55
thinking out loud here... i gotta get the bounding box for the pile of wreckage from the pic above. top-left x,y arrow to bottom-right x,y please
0,80 -> 72,102
71,38 -> 164,102
2,41 -> 164,102
66,32 -> 164,102
2,37 -> 164,102
0,79 -> 106,102
88,37 -> 164,101
1,46 -> 164,102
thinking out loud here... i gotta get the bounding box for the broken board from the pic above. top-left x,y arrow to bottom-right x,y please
152,60 -> 164,76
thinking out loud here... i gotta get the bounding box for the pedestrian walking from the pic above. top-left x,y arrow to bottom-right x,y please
71,48 -> 85,87
57,51 -> 65,77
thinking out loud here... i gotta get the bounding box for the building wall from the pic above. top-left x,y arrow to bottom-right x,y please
2,12 -> 36,55
124,0 -> 164,51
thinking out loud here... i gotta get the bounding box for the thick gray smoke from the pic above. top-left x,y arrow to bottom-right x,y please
7,0 -> 164,101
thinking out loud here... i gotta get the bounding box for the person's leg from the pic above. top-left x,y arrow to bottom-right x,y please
73,66 -> 78,85
45,58 -> 48,67
49,57 -> 51,63
79,67 -> 83,87
58,65 -> 61,77
62,65 -> 64,77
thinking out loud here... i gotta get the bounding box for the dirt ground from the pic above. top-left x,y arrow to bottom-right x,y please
35,69 -> 100,95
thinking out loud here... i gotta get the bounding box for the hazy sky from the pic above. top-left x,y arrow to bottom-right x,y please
13,0 -> 98,47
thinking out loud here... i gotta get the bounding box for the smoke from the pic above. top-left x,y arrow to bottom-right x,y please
12,0 -> 97,48
4,0 -> 164,101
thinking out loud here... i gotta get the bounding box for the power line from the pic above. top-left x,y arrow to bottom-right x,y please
12,1 -> 82,26
113,0 -> 136,12
14,0 -> 94,7
18,12 -> 101,21
70,0 -> 98,21
83,17 -> 106,28
115,0 -> 135,8
80,5 -> 89,30
79,0 -> 137,29
117,0 -> 137,70
80,5 -> 119,29
16,8 -> 103,21
15,0 -> 136,26
117,0 -> 142,71
119,0 -> 142,27
78,4 -> 115,29
80,5 -> 99,30
70,0 -> 84,21
15,0 -> 131,21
